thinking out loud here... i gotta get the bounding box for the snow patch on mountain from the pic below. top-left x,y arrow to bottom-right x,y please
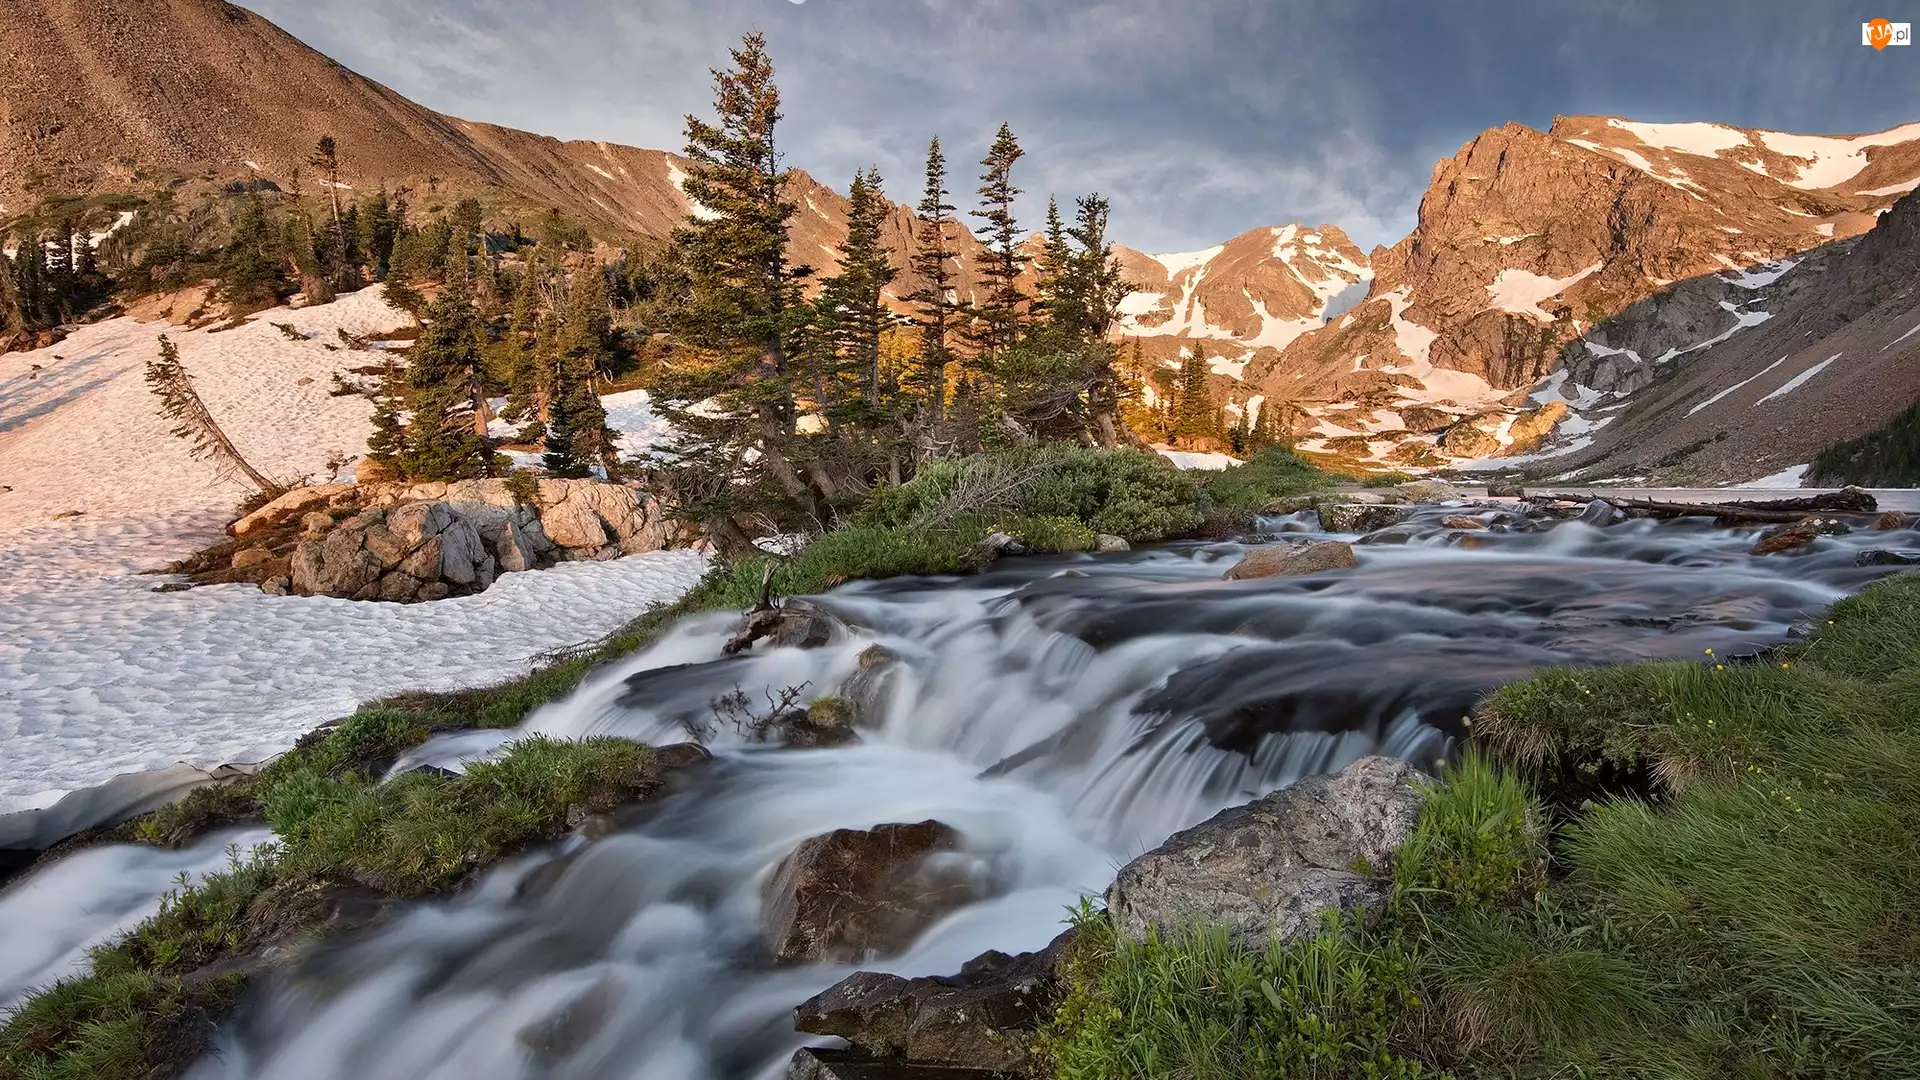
1758,125 -> 1920,190
1485,263 -> 1602,321
1756,353 -> 1841,404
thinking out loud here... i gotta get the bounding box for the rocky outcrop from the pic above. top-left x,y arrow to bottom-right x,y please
1105,756 -> 1427,949
232,484 -> 354,536
765,821 -> 978,966
277,477 -> 672,602
794,928 -> 1081,1076
359,478 -> 672,561
1224,540 -> 1357,580
291,502 -> 495,602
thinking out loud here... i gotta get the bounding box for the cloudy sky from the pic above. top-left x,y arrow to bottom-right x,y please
248,0 -> 1920,253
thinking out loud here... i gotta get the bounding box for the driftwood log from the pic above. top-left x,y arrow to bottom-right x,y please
1531,487 -> 1878,524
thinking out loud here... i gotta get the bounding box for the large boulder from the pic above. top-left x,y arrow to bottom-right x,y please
290,504 -> 496,602
233,484 -> 354,536
1224,540 -> 1357,580
794,929 -> 1079,1076
764,820 -> 977,966
1105,756 -> 1428,949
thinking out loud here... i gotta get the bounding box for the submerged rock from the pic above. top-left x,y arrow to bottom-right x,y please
1579,498 -> 1626,527
1394,479 -> 1459,502
725,598 -> 848,655
1105,756 -> 1428,949
1224,540 -> 1357,580
1752,516 -> 1850,556
1856,549 -> 1920,566
1873,511 -> 1914,531
765,820 -> 977,966
839,645 -> 900,730
794,928 -> 1079,1075
788,1046 -> 1008,1079
1318,503 -> 1416,534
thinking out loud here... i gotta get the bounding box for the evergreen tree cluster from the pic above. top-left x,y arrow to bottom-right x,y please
0,222 -> 110,339
646,32 -> 1144,542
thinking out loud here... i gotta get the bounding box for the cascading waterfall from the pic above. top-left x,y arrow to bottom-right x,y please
2,507 -> 1902,1080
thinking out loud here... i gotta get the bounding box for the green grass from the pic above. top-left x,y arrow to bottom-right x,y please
1044,572 -> 1920,1080
1195,446 -> 1341,513
0,738 -> 658,1077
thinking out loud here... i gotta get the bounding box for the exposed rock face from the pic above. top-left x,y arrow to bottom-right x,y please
764,821 -> 978,966
1239,118 -> 1918,471
360,478 -> 672,561
793,928 -> 1080,1076
1105,756 -> 1428,949
1224,540 -> 1357,580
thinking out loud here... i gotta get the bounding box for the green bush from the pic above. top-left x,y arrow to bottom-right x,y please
860,445 -> 1204,543
1196,446 -> 1339,512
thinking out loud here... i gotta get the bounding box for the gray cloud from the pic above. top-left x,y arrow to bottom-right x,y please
247,0 -> 1920,252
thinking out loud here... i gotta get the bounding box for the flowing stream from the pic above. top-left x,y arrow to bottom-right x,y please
3,504 -> 1910,1079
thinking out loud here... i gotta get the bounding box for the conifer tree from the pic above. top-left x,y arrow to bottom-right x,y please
146,335 -> 277,493
906,137 -> 960,428
218,190 -> 285,311
1173,344 -> 1217,442
308,135 -> 353,288
548,262 -> 617,477
1059,194 -> 1132,445
400,242 -> 493,480
968,123 -> 1027,365
1033,197 -> 1070,322
654,31 -> 820,529
357,185 -> 398,280
820,166 -> 897,410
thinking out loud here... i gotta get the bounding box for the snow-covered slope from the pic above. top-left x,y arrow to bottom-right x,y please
0,290 -> 706,814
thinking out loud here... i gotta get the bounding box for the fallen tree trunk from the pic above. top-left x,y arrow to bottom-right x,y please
1531,487 -> 1878,524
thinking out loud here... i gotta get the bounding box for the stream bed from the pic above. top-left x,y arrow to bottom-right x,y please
2,502 -> 1911,1079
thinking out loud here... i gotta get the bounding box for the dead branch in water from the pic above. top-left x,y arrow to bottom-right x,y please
1532,488 -> 1877,524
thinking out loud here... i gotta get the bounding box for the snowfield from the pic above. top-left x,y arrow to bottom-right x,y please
0,289 -> 706,814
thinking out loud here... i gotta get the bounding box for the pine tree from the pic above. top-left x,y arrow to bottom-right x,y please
906,137 -> 961,429
357,184 -> 398,280
654,31 -> 821,528
820,166 -> 897,410
146,335 -> 277,493
967,123 -> 1027,365
400,242 -> 493,480
218,190 -> 285,311
1033,197 -> 1070,322
1058,194 -> 1132,445
1173,344 -> 1217,443
550,262 -> 617,476
308,135 -> 353,289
